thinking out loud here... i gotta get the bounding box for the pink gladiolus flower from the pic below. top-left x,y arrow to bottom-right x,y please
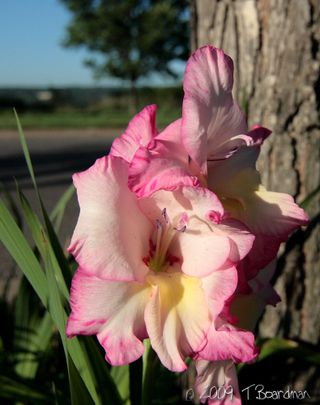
66,155 -> 257,371
123,45 -> 308,287
66,43 -> 309,405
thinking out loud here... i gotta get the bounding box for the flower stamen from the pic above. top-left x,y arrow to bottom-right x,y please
147,209 -> 188,272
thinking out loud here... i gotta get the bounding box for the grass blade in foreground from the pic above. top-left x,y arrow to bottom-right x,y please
50,184 -> 75,233
0,198 -> 48,305
16,185 -> 69,300
10,112 -> 123,405
44,239 -> 94,405
14,276 -> 53,379
14,109 -> 72,289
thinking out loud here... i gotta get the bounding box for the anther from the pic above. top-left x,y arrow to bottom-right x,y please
161,208 -> 169,223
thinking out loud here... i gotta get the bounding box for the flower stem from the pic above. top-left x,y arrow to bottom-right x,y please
142,340 -> 159,405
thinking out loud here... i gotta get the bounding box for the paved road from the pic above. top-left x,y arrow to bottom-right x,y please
0,128 -> 123,297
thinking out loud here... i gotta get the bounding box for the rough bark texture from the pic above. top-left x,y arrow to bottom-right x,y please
192,0 -> 320,345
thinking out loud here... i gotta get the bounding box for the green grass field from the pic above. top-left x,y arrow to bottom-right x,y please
0,107 -> 181,129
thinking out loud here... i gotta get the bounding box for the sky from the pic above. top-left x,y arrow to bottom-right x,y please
0,0 -> 184,87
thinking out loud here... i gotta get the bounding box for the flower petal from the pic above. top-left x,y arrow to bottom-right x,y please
69,156 -> 152,282
231,261 -> 281,329
237,234 -> 281,291
210,162 -> 308,238
208,149 -> 260,198
139,187 -> 224,229
210,218 -> 255,263
155,118 -> 188,164
145,272 -> 211,372
110,104 -> 157,163
128,119 -> 199,197
66,268 -> 150,365
249,125 -> 272,145
246,186 -> 309,237
172,223 -> 231,277
182,45 -> 247,174
195,360 -> 241,405
196,319 -> 258,363
128,145 -> 199,198
201,264 -> 238,320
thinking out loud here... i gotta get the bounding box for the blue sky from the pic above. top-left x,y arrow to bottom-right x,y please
0,0 -> 184,87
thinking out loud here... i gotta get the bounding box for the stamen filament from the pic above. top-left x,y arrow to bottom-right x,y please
157,226 -> 177,266
155,220 -> 163,260
148,210 -> 188,272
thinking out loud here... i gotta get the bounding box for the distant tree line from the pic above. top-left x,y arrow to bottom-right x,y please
60,0 -> 190,111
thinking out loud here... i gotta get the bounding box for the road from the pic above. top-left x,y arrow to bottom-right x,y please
0,127 -> 123,297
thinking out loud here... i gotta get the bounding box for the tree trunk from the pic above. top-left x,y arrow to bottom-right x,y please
191,0 -> 320,344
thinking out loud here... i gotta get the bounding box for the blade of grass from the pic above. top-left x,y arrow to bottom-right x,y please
42,206 -> 73,289
44,236 -> 97,405
0,198 -> 48,305
43,232 -> 122,405
50,185 -> 75,233
14,110 -> 72,289
110,366 -> 129,403
68,355 -> 95,405
258,338 -> 320,365
13,110 -> 123,405
14,109 -> 39,193
0,202 -> 120,404
16,185 -> 69,300
14,276 -> 53,379
142,340 -> 159,405
0,181 -> 23,228
83,337 -> 124,404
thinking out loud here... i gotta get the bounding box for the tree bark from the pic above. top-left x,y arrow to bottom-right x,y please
191,0 -> 320,345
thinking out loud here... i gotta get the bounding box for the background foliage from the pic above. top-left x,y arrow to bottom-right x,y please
60,0 -> 190,109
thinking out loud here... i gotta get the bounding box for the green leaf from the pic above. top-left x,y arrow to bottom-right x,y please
0,195 -> 119,404
43,223 -> 122,405
83,337 -> 124,405
15,110 -> 72,289
14,276 -> 53,379
67,355 -> 95,405
0,181 -> 23,228
0,198 -> 48,305
13,113 -> 99,403
14,108 -> 39,193
16,185 -> 69,300
15,312 -> 53,379
142,340 -> 160,405
44,236 -> 96,405
111,366 -> 129,403
12,111 -> 123,405
300,184 -> 320,210
258,338 -> 298,361
0,374 -> 53,404
42,205 -> 73,290
50,184 -> 75,233
257,338 -> 320,365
